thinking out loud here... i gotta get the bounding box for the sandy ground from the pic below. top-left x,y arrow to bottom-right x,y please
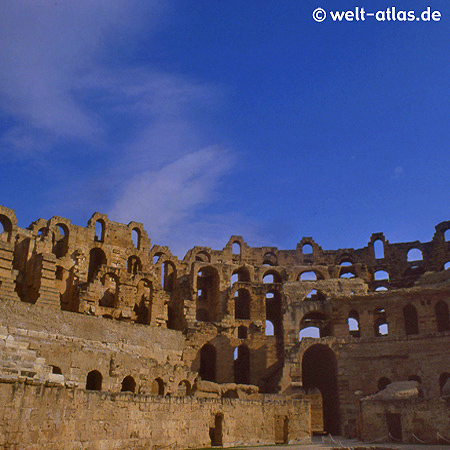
234,435 -> 450,450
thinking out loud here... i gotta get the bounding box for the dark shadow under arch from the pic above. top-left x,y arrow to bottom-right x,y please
302,344 -> 340,435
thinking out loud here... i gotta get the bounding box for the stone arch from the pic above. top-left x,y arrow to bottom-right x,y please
348,310 -> 360,337
94,219 -> 105,242
161,260 -> 176,292
234,345 -> 250,384
52,223 -> 69,258
86,370 -> 102,391
131,227 -> 141,249
262,251 -> 277,266
231,266 -> 251,284
196,266 -> 220,322
234,288 -> 250,320
374,307 -> 388,336
199,343 -> 216,382
407,248 -> 423,262
232,241 -> 241,255
88,248 -> 107,282
121,375 -> 136,393
0,214 -> 13,242
302,344 -> 339,434
195,250 -> 211,263
99,272 -> 119,308
403,303 -> 419,335
177,380 -> 191,396
262,269 -> 281,283
151,378 -> 165,396
299,311 -> 331,339
134,279 -> 152,324
266,290 -> 283,340
127,255 -> 142,274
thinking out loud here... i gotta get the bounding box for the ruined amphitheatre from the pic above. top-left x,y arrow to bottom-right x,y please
0,203 -> 450,449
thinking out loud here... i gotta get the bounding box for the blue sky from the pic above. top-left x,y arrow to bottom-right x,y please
0,0 -> 449,256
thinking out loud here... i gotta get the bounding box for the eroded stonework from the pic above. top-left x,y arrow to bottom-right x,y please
0,204 -> 450,448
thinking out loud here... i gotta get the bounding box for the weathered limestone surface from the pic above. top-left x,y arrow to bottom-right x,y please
0,381 -> 310,450
1,204 -> 450,447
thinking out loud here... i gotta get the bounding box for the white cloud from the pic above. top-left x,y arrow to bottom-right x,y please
0,1 -> 239,255
109,146 -> 234,240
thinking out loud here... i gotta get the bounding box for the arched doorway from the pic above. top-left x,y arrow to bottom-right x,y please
199,343 -> 216,382
302,344 -> 340,435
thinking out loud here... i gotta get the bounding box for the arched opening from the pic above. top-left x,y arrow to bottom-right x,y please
86,370 -> 102,391
300,311 -> 331,339
195,251 -> 211,262
94,219 -> 105,242
374,308 -> 388,336
151,378 -> 165,396
374,240 -> 384,259
87,248 -> 106,282
231,267 -> 250,284
52,224 -> 69,258
302,243 -> 313,255
263,251 -> 277,266
377,377 -> 391,391
265,320 -> 275,336
121,375 -> 136,393
435,301 -> 450,332
266,290 -> 283,349
339,257 -> 353,266
443,261 -> 450,270
439,372 -> 450,394
131,227 -> 141,249
348,310 -> 360,337
237,325 -> 247,339
234,289 -> 250,320
127,255 -> 142,274
374,270 -> 389,281
196,267 -> 220,322
99,273 -> 118,308
263,270 -> 281,283
161,260 -> 176,292
199,344 -> 216,382
134,279 -> 152,324
375,286 -> 388,292
339,271 -> 355,279
407,248 -> 423,262
302,344 -> 339,434
299,271 -> 317,281
177,380 -> 191,396
234,345 -> 250,384
232,241 -> 241,255
152,252 -> 164,264
0,214 -> 12,242
403,304 -> 419,335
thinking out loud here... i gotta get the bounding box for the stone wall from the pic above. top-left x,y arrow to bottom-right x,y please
360,396 -> 450,444
2,204 -> 450,447
0,380 -> 310,450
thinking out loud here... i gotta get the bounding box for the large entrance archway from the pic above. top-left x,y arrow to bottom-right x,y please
302,344 -> 340,435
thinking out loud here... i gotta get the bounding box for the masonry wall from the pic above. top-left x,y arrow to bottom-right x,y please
360,397 -> 450,443
0,380 -> 310,450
